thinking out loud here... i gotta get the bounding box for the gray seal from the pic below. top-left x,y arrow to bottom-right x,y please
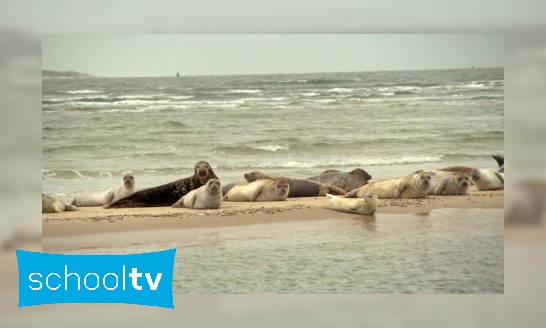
42,193 -> 79,213
308,168 -> 372,192
71,172 -> 136,207
244,171 -> 347,197
104,161 -> 218,208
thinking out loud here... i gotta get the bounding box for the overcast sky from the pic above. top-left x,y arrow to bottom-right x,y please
42,34 -> 503,77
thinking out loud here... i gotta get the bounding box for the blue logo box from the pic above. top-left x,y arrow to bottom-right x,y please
16,248 -> 177,308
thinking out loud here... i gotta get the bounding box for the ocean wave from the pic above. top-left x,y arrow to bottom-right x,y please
59,90 -> 99,94
215,144 -> 290,154
164,120 -> 188,128
224,89 -> 262,94
218,156 -> 443,170
327,88 -> 353,93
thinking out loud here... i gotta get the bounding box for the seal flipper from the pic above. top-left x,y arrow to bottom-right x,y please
348,202 -> 361,211
327,185 -> 348,196
65,204 -> 79,211
492,154 -> 504,168
493,171 -> 504,184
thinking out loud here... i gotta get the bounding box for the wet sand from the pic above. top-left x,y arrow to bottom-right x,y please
43,186 -> 503,242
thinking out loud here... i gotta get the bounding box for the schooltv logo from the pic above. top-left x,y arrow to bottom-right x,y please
16,248 -> 177,308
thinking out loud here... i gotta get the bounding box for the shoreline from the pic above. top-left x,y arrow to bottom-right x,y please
43,187 -> 504,239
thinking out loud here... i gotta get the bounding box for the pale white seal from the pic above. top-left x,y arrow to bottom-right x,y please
342,171 -> 432,199
72,173 -> 136,207
223,179 -> 290,202
326,192 -> 377,215
172,179 -> 222,209
42,194 -> 79,213
470,169 -> 504,191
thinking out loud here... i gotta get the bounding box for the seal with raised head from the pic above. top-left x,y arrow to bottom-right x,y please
342,171 -> 432,199
492,154 -> 504,173
308,168 -> 372,192
72,172 -> 136,207
42,194 -> 79,213
428,171 -> 470,196
470,169 -> 504,191
326,192 -> 377,215
172,179 -> 222,209
244,171 -> 347,197
223,179 -> 290,202
104,161 -> 218,208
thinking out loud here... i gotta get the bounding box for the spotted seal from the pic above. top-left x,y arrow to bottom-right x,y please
308,168 -> 372,192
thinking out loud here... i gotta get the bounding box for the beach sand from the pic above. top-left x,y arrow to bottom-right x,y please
43,186 -> 503,243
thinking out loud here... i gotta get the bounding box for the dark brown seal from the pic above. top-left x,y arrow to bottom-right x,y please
244,171 -> 347,198
104,161 -> 218,208
308,168 -> 372,192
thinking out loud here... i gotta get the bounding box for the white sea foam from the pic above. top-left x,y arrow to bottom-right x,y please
72,170 -> 89,178
249,144 -> 290,152
169,95 -> 195,100
327,88 -> 353,93
300,92 -> 319,96
225,89 -> 262,94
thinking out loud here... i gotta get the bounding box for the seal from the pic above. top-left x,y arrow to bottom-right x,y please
223,179 -> 290,202
71,172 -> 136,207
104,161 -> 218,208
222,181 -> 246,196
308,168 -> 372,192
492,154 -> 504,173
326,192 -> 377,215
243,171 -> 347,197
342,171 -> 432,199
470,169 -> 504,191
172,179 -> 222,209
438,166 -> 477,175
42,193 -> 79,213
428,171 -> 470,196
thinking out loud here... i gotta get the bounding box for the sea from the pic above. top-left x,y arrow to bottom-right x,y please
42,68 -> 504,200
42,68 -> 504,294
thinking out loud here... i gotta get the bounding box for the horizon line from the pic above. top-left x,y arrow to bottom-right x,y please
42,66 -> 504,79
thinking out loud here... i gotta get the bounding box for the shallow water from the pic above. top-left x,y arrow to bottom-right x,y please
47,208 -> 504,294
